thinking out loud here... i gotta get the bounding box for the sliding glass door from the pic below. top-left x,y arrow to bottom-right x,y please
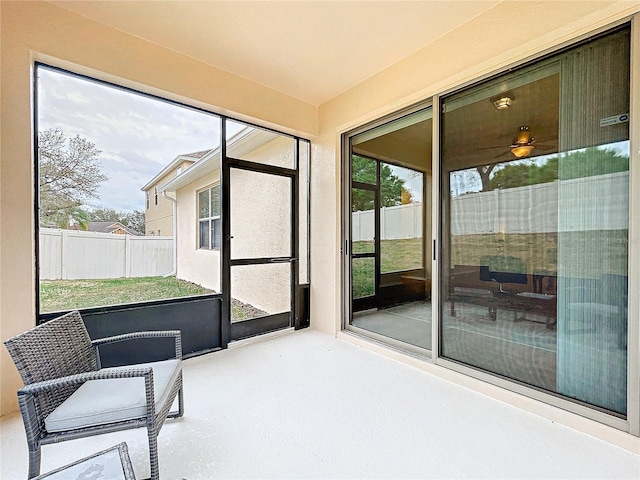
343,24 -> 632,428
440,26 -> 630,416
347,108 -> 433,351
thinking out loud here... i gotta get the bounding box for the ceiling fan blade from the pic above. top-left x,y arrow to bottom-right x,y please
476,145 -> 506,150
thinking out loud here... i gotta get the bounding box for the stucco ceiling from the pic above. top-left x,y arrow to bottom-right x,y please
49,1 -> 501,106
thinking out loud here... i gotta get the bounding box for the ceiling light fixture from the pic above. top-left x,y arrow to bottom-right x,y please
510,126 -> 535,158
491,94 -> 513,110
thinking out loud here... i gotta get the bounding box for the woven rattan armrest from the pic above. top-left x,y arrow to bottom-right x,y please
92,330 -> 182,359
18,366 -> 154,396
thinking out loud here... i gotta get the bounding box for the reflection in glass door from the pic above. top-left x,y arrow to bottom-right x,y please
440,27 -> 629,416
347,108 -> 433,351
351,180 -> 377,311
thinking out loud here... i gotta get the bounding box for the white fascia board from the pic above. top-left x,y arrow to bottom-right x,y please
160,148 -> 221,192
140,155 -> 197,191
159,127 -> 278,193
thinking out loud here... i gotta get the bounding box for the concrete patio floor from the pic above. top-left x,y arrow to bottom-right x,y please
1,328 -> 638,479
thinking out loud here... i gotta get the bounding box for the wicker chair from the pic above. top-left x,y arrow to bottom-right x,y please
4,310 -> 184,480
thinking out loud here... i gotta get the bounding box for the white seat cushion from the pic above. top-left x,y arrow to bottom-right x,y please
45,359 -> 181,433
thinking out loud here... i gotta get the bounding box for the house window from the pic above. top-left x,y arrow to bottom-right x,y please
145,191 -> 149,210
198,184 -> 221,250
154,186 -> 158,205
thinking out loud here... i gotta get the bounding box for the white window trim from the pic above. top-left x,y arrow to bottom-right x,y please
197,184 -> 221,250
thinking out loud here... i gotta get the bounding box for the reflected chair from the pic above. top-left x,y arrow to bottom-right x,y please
4,310 -> 184,480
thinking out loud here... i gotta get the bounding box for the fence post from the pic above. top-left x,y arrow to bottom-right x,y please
125,234 -> 132,278
354,210 -> 360,242
61,230 -> 69,280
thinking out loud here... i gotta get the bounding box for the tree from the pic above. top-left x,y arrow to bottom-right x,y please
89,207 -> 121,222
122,210 -> 145,234
400,187 -> 414,205
450,165 -> 496,194
351,155 -> 406,211
51,207 -> 90,230
488,159 -> 557,190
88,207 -> 145,234
487,146 -> 628,190
39,129 -> 108,227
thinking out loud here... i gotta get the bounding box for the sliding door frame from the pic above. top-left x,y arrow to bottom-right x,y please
341,102 -> 434,357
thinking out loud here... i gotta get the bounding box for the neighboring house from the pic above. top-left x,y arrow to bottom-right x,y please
151,127 -> 291,314
141,151 -> 206,236
85,221 -> 142,236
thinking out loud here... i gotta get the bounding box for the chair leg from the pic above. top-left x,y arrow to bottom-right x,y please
27,446 -> 41,479
177,385 -> 184,417
147,427 -> 159,480
168,385 -> 184,419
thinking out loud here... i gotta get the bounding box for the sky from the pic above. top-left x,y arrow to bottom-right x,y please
37,66 -> 222,212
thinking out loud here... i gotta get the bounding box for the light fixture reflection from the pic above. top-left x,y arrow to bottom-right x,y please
492,96 -> 512,110
511,145 -> 535,158
510,126 -> 535,158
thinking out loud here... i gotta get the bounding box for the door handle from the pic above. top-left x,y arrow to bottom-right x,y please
269,258 -> 297,263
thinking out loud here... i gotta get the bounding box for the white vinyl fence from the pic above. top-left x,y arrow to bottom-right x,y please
352,172 -> 629,241
352,203 -> 423,241
450,171 -> 628,235
40,228 -> 173,280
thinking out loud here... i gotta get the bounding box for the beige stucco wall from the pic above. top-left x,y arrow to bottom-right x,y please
0,0 -> 316,416
145,182 -> 173,236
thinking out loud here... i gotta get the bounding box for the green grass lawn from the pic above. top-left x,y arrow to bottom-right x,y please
352,237 -> 424,298
40,276 -> 214,313
40,276 -> 268,321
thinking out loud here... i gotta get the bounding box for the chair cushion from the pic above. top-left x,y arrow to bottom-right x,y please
45,359 -> 181,433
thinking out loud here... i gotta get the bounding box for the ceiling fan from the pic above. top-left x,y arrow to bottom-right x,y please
479,125 -> 557,159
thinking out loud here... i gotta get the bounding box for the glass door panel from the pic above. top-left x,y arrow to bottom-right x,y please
347,108 -> 433,351
351,188 -> 375,254
440,28 -> 629,415
350,183 -> 377,313
352,257 -> 375,299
